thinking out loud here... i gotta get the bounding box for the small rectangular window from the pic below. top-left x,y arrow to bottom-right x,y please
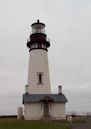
39,74 -> 42,83
37,72 -> 43,84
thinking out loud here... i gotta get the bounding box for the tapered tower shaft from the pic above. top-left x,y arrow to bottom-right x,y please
26,20 -> 51,94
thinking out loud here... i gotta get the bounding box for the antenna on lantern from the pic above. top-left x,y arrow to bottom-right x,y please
37,19 -> 39,23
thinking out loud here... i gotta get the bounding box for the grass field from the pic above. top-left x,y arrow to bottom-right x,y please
0,118 -> 71,129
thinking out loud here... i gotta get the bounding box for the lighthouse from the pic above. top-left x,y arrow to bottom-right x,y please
26,20 -> 51,94
23,20 -> 68,120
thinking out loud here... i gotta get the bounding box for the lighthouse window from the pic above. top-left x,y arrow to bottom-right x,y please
39,74 -> 42,83
42,43 -> 45,48
32,44 -> 34,48
35,43 -> 38,48
38,43 -> 41,48
37,72 -> 43,84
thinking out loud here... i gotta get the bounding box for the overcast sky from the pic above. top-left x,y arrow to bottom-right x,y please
0,0 -> 91,115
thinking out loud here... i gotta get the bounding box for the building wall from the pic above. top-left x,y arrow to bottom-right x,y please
24,103 -> 66,120
24,103 -> 42,120
27,49 -> 51,94
51,103 -> 66,120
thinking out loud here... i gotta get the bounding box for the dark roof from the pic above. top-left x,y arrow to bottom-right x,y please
31,20 -> 45,27
23,93 -> 68,104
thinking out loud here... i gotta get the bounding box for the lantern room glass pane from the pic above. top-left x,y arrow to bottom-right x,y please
32,24 -> 45,34
32,28 -> 45,34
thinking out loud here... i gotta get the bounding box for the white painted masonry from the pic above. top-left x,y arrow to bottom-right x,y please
24,103 -> 66,120
24,103 -> 42,120
51,103 -> 66,120
27,49 -> 51,94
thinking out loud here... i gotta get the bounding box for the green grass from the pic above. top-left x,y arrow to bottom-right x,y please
0,118 -> 71,129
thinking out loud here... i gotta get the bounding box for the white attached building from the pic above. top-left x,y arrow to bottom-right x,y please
23,20 -> 68,120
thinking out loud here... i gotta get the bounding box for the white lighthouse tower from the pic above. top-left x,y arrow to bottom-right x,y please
23,20 -> 67,120
26,20 -> 51,94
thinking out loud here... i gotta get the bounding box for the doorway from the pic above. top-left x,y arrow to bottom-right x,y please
44,102 -> 49,117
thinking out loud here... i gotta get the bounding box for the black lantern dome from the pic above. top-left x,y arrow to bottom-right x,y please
27,20 -> 50,51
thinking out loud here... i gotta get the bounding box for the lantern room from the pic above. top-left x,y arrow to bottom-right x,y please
31,20 -> 45,34
27,20 -> 50,51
